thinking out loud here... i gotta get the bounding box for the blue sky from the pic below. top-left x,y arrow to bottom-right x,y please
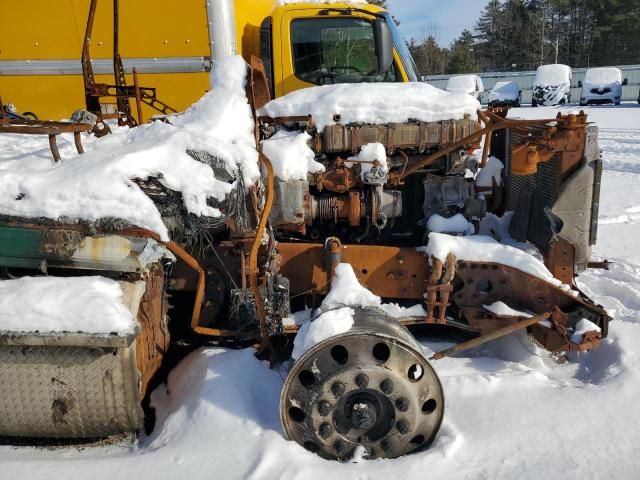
386,0 -> 491,46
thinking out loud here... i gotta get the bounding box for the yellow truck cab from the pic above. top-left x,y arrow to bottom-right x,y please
0,0 -> 419,120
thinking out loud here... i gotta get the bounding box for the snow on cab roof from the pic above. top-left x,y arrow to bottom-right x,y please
258,82 -> 480,131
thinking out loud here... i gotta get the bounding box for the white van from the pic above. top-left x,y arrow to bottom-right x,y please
532,64 -> 572,106
488,81 -> 522,107
579,67 -> 627,106
445,75 -> 484,100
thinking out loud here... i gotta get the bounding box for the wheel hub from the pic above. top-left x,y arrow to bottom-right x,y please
280,307 -> 444,460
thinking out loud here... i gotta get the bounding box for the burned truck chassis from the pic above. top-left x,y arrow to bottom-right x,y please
0,61 -> 610,459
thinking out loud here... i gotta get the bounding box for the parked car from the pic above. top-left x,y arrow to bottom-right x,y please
532,64 -> 572,106
446,74 -> 484,100
488,81 -> 522,107
579,67 -> 627,105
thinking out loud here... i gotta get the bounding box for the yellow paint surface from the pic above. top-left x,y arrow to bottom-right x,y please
0,1 -> 406,119
0,0 -> 211,119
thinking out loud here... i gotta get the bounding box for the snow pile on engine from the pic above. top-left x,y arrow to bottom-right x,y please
0,276 -> 138,335
258,82 -> 480,131
0,55 -> 258,241
260,130 -> 324,181
427,213 -> 474,234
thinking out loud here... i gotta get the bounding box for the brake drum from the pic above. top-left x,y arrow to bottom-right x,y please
280,307 -> 444,460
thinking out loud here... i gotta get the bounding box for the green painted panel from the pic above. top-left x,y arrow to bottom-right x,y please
0,226 -> 44,266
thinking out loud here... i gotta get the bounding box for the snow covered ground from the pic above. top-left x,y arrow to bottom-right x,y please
1,103 -> 640,479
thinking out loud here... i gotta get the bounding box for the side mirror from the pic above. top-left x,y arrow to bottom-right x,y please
623,78 -> 628,86
374,18 -> 394,75
577,80 -> 583,88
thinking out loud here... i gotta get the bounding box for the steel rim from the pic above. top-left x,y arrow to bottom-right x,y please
281,328 -> 444,460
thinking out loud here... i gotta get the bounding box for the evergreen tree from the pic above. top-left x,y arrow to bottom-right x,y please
446,30 -> 478,74
410,0 -> 640,74
475,0 -> 506,71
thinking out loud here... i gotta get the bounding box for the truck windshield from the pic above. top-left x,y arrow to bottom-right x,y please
291,17 -> 400,85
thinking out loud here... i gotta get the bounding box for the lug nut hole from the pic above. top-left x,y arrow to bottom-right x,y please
331,345 -> 349,365
372,342 -> 391,362
298,370 -> 315,388
288,406 -> 306,423
422,399 -> 437,414
410,434 -> 425,445
303,441 -> 319,452
408,364 -> 424,382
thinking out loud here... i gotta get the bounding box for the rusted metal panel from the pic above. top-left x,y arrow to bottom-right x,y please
545,238 -> 575,285
321,118 -> 480,154
135,270 -> 170,397
278,242 -> 429,299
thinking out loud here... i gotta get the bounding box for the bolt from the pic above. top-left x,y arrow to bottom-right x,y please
396,420 -> 410,435
331,382 -> 345,398
355,373 -> 369,389
395,397 -> 409,412
319,422 -> 332,439
318,400 -> 331,417
380,379 -> 394,395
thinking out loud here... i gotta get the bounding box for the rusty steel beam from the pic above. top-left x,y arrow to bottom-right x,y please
430,311 -> 551,360
250,152 -> 275,345
133,68 -> 144,124
0,120 -> 92,161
